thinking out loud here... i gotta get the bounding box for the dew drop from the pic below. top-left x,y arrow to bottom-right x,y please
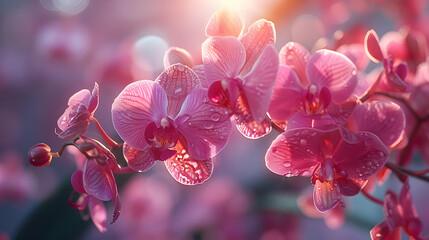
209,107 -> 214,112
204,122 -> 214,129
174,87 -> 182,94
211,112 -> 221,121
202,96 -> 208,103
284,162 -> 291,167
177,64 -> 185,71
300,139 -> 307,145
378,152 -> 385,157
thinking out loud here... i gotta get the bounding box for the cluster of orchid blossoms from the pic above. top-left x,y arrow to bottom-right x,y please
27,8 -> 429,239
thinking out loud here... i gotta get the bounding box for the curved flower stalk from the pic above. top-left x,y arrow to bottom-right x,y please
266,127 -> 388,212
268,46 -> 358,131
57,82 -> 99,139
112,63 -> 232,185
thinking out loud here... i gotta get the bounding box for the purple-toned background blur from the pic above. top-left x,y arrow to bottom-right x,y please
0,0 -> 428,239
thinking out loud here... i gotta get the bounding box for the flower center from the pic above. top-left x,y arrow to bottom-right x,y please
303,85 -> 331,115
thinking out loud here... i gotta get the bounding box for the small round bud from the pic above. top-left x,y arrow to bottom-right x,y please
404,218 -> 423,238
28,143 -> 52,167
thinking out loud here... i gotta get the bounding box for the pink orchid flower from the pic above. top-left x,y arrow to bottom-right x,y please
202,11 -> 279,139
266,127 -> 388,212
112,64 -> 231,185
370,179 -> 424,240
57,83 -> 99,139
268,45 -> 358,130
364,30 -> 409,92
68,136 -> 121,231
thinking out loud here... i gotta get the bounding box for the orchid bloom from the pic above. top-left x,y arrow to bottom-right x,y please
57,83 -> 99,139
370,179 -> 424,240
112,64 -> 231,185
202,11 -> 279,139
266,127 -> 388,212
268,46 -> 358,130
68,136 -> 121,231
364,30 -> 409,92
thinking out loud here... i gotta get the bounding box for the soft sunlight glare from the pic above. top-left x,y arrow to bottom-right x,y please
40,0 -> 89,15
133,35 -> 169,74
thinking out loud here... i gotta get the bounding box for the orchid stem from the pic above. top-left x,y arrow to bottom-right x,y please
385,162 -> 429,182
361,188 -> 384,206
90,117 -> 118,148
113,166 -> 137,174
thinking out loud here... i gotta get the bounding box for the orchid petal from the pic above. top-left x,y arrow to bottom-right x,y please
307,49 -> 358,103
57,104 -> 91,139
370,221 -> 401,240
71,170 -> 86,194
176,89 -> 232,160
365,30 -> 384,63
164,140 -> 213,185
399,179 -> 419,220
287,111 -> 338,131
163,47 -> 194,68
337,44 -> 369,71
202,36 -> 245,85
265,128 -> 340,176
83,159 -> 113,201
88,197 -> 107,233
88,82 -> 99,113
156,64 -> 200,118
268,65 -> 304,122
239,19 -> 276,76
235,114 -> 272,139
205,7 -> 244,37
334,132 -> 388,180
313,180 -> 341,212
279,42 -> 310,85
192,64 -> 209,89
384,190 -> 403,230
326,100 -> 357,125
68,89 -> 91,109
242,44 -> 279,122
353,102 -> 405,148
336,177 -> 362,196
123,143 -> 156,172
112,80 -> 168,150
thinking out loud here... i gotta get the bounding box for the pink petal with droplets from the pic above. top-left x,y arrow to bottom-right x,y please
83,159 -> 113,201
337,44 -> 369,71
123,143 -> 156,172
242,45 -> 279,122
88,197 -> 107,233
364,30 -> 384,63
265,128 -> 340,176
307,50 -> 358,103
326,99 -> 357,125
71,170 -> 86,194
112,80 -> 168,150
88,82 -> 99,113
163,47 -> 194,68
384,191 -> 403,230
175,89 -> 232,160
192,65 -> 209,89
205,8 -> 244,37
334,132 -> 388,180
156,64 -> 200,118
239,19 -> 276,76
164,141 -> 213,185
336,177 -> 362,196
268,65 -> 304,121
313,180 -> 341,212
202,36 -> 245,85
279,42 -> 310,85
235,114 -> 272,139
287,111 -> 338,131
352,101 -> 405,148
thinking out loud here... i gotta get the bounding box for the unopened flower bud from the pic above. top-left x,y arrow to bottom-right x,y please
28,143 -> 52,167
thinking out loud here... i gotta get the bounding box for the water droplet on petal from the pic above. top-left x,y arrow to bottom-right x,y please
177,64 -> 185,71
204,122 -> 214,129
174,87 -> 182,94
211,112 -> 221,121
284,162 -> 291,167
300,139 -> 307,145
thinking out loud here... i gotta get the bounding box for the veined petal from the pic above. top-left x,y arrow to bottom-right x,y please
112,80 -> 168,150
279,42 -> 310,85
192,65 -> 209,89
57,104 -> 91,139
235,114 -> 272,139
268,65 -> 304,122
326,100 -> 357,126
365,30 -> 384,63
71,170 -> 86,194
83,159 -> 113,201
205,7 -> 244,37
337,44 -> 369,71
287,111 -> 338,131
384,191 -> 403,230
164,140 -> 213,185
88,82 -> 99,113
123,143 -> 156,172
176,89 -> 232,160
242,44 -> 279,122
307,50 -> 358,103
88,197 -> 107,233
313,180 -> 342,212
156,64 -> 200,118
265,128 -> 334,177
352,102 -> 405,149
239,19 -> 276,76
336,177 -> 362,196
202,36 -> 245,85
334,132 -> 388,180
68,89 -> 91,109
163,47 -> 194,68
